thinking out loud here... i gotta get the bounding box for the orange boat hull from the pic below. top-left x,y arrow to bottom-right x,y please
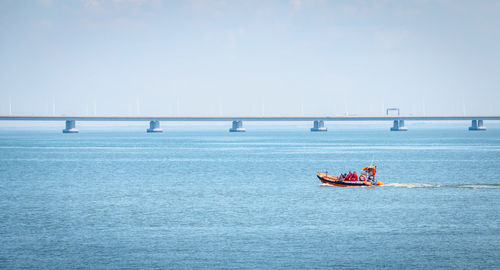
317,173 -> 384,187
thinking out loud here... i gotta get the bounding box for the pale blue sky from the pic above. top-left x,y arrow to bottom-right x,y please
1,0 -> 499,116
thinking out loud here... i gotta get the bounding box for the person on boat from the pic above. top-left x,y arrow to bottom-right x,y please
345,171 -> 353,181
367,166 -> 376,180
353,171 -> 358,181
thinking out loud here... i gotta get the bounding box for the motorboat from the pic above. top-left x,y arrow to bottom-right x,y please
317,166 -> 384,187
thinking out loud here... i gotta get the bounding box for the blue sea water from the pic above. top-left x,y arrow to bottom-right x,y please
0,128 -> 499,269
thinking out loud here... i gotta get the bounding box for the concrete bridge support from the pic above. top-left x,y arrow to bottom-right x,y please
62,120 -> 79,133
469,120 -> 486,131
311,120 -> 327,132
147,120 -> 163,133
229,120 -> 246,132
390,120 -> 408,131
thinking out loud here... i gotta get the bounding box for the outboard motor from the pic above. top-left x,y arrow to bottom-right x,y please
368,177 -> 377,185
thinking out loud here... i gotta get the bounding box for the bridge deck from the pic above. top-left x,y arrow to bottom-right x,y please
1,115 -> 500,121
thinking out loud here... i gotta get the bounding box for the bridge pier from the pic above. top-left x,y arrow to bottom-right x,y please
62,120 -> 78,133
390,120 -> 408,131
147,120 -> 163,133
229,120 -> 246,132
469,120 -> 486,131
310,120 -> 327,132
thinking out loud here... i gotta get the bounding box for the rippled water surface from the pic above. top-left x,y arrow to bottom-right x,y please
1,129 -> 499,269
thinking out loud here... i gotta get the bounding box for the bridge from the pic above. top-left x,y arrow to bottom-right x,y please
0,115 -> 499,133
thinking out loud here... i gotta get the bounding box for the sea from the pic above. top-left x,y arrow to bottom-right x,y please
0,127 -> 499,269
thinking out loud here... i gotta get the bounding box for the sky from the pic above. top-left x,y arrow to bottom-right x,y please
0,0 -> 499,116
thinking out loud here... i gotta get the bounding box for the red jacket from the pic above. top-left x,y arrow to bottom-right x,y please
353,172 -> 358,181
